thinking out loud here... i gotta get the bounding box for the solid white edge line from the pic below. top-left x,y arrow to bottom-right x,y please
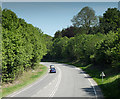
83,73 -> 97,98
71,65 -> 98,98
8,70 -> 48,97
9,62 -> 97,98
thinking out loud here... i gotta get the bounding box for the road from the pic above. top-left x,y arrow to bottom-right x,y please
7,62 -> 103,98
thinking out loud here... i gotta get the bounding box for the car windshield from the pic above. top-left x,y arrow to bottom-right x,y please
51,68 -> 55,70
50,65 -> 54,68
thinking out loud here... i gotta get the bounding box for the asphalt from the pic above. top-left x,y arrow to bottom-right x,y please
6,62 -> 103,98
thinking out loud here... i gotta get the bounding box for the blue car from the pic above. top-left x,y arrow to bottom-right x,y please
50,68 -> 56,73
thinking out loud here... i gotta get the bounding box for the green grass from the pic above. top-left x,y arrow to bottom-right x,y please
75,64 -> 120,98
2,64 -> 47,97
58,61 -> 120,98
0,90 -> 1,98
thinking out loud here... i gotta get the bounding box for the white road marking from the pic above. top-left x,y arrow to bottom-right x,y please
36,90 -> 42,95
49,66 -> 62,97
8,72 -> 48,97
65,64 -> 97,98
75,67 -> 80,70
52,79 -> 56,83
44,86 -> 48,89
49,82 -> 52,86
83,72 -> 97,98
32,78 -> 58,97
7,62 -> 98,98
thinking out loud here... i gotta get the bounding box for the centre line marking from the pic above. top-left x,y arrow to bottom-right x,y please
49,66 -> 62,97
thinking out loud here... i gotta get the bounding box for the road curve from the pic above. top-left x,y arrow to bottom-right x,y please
7,62 -> 103,98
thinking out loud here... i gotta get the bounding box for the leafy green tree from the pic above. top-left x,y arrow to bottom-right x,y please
2,9 -> 48,82
71,6 -> 98,34
2,9 -> 19,30
64,37 -> 76,61
61,26 -> 78,38
54,26 -> 82,39
95,30 -> 120,67
54,30 -> 62,38
99,8 -> 120,34
0,6 -> 2,24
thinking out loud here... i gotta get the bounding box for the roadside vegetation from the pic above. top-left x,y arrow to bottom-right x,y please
60,62 -> 120,98
2,64 -> 47,97
1,8 -> 52,83
1,8 -> 51,97
1,5 -> 120,98
43,7 -> 120,98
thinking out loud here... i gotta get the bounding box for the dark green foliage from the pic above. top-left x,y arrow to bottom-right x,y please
2,9 -> 49,83
49,29 -> 120,69
0,7 -> 2,24
2,9 -> 18,30
100,78 -> 120,98
71,6 -> 98,34
54,30 -> 62,38
61,26 -> 78,38
46,7 -> 120,70
95,30 -> 120,67
53,25 -> 101,39
49,37 -> 69,60
42,6 -> 120,98
99,8 -> 120,34
54,26 -> 79,38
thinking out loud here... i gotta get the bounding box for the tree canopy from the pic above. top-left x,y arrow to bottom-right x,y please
44,6 -> 120,70
71,6 -> 98,34
2,9 -> 52,83
99,8 -> 120,34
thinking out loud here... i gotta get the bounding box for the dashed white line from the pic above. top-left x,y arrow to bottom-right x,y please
49,66 -> 62,97
49,82 -> 52,86
43,86 -> 47,89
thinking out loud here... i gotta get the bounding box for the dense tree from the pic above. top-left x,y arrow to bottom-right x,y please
95,30 -> 120,67
2,9 -> 49,82
99,8 -> 120,34
45,7 -> 120,69
71,6 -> 98,34
0,6 -> 2,24
61,26 -> 78,38
0,7 -> 1,69
3,6 -> 120,83
54,26 -> 82,39
54,30 -> 62,38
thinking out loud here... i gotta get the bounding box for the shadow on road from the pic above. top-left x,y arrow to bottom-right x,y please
81,87 -> 95,96
81,85 -> 104,99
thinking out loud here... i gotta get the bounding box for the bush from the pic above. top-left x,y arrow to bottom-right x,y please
2,9 -> 48,83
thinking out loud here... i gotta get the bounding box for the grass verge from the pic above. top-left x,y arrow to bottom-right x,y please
0,88 -> 1,98
2,64 -> 47,97
58,61 -> 120,98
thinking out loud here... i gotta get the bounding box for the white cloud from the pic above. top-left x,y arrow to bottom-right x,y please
1,0 -> 120,2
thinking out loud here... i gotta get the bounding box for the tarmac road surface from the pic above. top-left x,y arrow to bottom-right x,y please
6,62 -> 103,98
